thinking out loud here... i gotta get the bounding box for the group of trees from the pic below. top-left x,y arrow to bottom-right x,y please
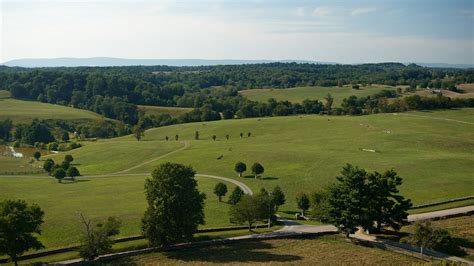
304,164 -> 412,236
2,63 -> 472,128
0,119 -> 13,141
234,162 -> 264,179
43,155 -> 80,182
229,186 -> 286,230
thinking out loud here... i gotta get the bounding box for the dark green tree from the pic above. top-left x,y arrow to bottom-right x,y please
327,164 -> 371,237
366,169 -> 412,232
226,134 -> 230,140
66,166 -> 81,180
61,132 -> 69,142
240,132 -> 243,138
271,186 -> 286,211
175,134 -> 179,141
52,168 -> 66,183
142,163 -> 206,246
194,131 -> 199,140
61,160 -> 70,170
133,124 -> 145,141
247,132 -> 251,137
64,154 -> 74,163
234,162 -> 247,177
311,191 -> 331,221
33,151 -> 41,161
43,159 -> 55,175
251,163 -> 264,179
212,135 -> 217,141
0,200 -> 44,266
296,192 -> 310,216
324,93 -> 334,112
79,215 -> 121,260
229,195 -> 266,231
228,187 -> 244,205
213,183 -> 228,202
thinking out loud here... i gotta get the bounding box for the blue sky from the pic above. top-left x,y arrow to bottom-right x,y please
1,0 -> 473,63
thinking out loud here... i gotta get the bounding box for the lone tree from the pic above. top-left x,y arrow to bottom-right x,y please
67,166 -> 81,180
271,186 -> 286,211
240,132 -> 243,139
133,126 -> 145,141
64,154 -> 74,163
213,182 -> 228,202
0,200 -> 44,266
296,192 -> 310,216
324,93 -> 334,112
79,215 -> 121,260
212,135 -> 217,141
194,131 -> 199,140
251,163 -> 264,179
165,136 -> 169,141
175,134 -> 179,141
234,162 -> 247,177
33,151 -> 41,161
142,163 -> 206,247
226,134 -> 230,140
228,187 -> 244,205
52,168 -> 66,183
247,132 -> 251,137
43,159 -> 55,175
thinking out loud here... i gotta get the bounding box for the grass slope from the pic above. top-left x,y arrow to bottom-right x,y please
239,85 -> 399,106
138,105 -> 193,118
0,175 -> 237,249
108,235 -> 421,265
0,90 -> 105,123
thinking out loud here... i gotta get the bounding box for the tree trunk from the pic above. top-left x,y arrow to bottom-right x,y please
239,172 -> 242,177
218,196 -> 221,202
255,174 -> 257,179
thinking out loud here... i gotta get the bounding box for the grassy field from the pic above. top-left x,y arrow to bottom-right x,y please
1,108 -> 473,249
0,90 -> 106,123
239,85 -> 400,106
106,235 -> 422,265
138,105 -> 193,118
402,215 -> 474,260
0,175 -> 238,249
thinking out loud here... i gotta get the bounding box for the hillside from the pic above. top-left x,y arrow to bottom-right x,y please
138,105 -> 193,118
239,85 -> 401,106
0,90 -> 107,123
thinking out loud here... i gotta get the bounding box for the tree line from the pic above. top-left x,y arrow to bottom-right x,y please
1,63 -> 472,126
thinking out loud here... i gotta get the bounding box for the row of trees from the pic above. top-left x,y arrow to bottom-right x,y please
234,162 -> 264,179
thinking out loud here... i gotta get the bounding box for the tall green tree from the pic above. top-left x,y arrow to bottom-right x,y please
229,195 -> 267,231
194,131 -> 199,140
43,159 -> 55,175
142,163 -> 206,246
271,186 -> 286,211
33,151 -> 41,161
64,154 -> 74,163
0,200 -> 44,266
251,163 -> 264,179
311,191 -> 331,221
133,124 -> 145,141
228,187 -> 244,205
366,170 -> 412,232
52,168 -> 66,183
234,162 -> 247,177
66,166 -> 81,180
213,183 -> 228,202
327,164 -> 371,237
296,192 -> 310,216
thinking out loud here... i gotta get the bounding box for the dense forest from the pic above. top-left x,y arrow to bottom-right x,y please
1,63 -> 473,129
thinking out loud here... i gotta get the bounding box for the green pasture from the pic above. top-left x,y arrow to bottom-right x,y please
0,90 -> 105,123
0,175 -> 237,249
239,85 -> 400,106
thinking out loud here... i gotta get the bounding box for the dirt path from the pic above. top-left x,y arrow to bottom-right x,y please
398,113 -> 474,125
113,141 -> 190,174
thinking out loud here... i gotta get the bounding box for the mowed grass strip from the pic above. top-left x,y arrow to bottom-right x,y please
138,105 -> 193,118
0,90 -> 105,123
0,175 -> 237,249
239,85 -> 400,106
106,235 -> 422,265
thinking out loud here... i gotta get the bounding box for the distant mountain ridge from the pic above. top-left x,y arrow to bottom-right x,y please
1,57 -> 472,69
1,57 -> 336,68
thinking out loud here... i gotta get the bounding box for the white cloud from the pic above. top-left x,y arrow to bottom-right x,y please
291,7 -> 306,17
350,8 -> 376,16
312,7 -> 332,17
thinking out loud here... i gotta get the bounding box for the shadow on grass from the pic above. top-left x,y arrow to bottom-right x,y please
149,241 -> 301,264
261,176 -> 278,180
60,179 -> 91,184
243,175 -> 278,180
